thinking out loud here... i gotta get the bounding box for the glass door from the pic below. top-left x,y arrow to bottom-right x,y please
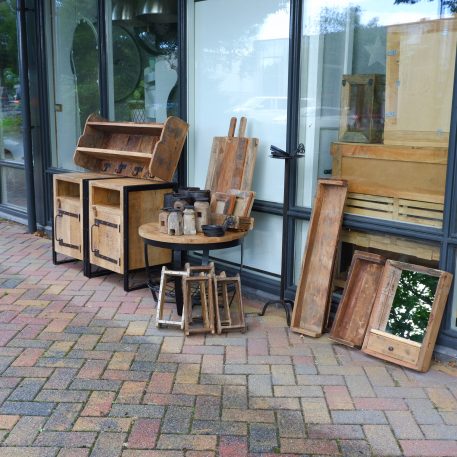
48,0 -> 100,170
0,0 -> 27,210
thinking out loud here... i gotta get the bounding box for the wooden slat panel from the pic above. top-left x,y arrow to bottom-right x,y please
291,179 -> 348,337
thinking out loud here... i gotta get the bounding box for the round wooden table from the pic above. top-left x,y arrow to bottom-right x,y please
139,223 -> 248,315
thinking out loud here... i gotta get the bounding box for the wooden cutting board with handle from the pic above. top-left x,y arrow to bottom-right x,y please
205,117 -> 258,192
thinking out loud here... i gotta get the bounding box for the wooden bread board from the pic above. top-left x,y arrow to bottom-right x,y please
205,117 -> 258,192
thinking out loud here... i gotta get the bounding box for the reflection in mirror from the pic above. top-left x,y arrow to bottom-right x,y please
385,270 -> 438,343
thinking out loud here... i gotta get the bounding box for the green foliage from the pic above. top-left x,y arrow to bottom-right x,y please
386,271 -> 438,343
394,0 -> 457,13
0,1 -> 19,89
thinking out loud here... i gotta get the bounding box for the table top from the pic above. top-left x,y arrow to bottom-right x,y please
139,222 -> 247,250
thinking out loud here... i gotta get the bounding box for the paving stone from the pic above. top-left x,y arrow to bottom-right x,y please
280,438 -> 340,455
109,404 -> 165,419
426,387 -> 457,411
116,381 -> 146,404
249,423 -> 277,452
248,375 -> 272,396
0,414 -> 19,429
45,403 -> 82,431
5,415 -> 46,445
34,431 -> 97,448
440,411 -> 457,425
219,435 -> 248,457
277,410 -> 305,438
127,418 -> 160,448
332,410 -> 388,425
386,410 -> 424,439
406,398 -> 444,424
271,364 -> 295,385
81,391 -> 115,417
375,387 -> 427,399
421,424 -> 457,440
0,448 -> 58,457
345,375 -> 376,398
161,406 -> 193,434
224,364 -> 269,375
324,385 -> 354,410
192,420 -> 247,436
221,408 -> 275,423
8,377 -> 46,401
91,432 -> 127,457
201,374 -> 246,386
400,439 -> 457,456
157,434 -> 217,451
70,379 -> 121,391
302,397 -> 331,424
223,386 -> 247,409
36,389 -> 89,403
44,368 -> 78,390
249,396 -> 300,410
363,424 -> 402,456
194,396 -> 221,421
0,401 -> 55,416
308,423 -> 364,440
274,385 -> 323,397
73,417 -> 131,432
339,439 -> 372,457
354,397 -> 408,411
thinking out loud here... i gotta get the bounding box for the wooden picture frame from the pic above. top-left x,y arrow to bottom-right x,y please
210,192 -> 236,215
227,189 -> 255,217
362,260 -> 453,372
329,251 -> 385,348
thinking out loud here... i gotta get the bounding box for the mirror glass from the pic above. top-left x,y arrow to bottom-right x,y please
385,270 -> 438,343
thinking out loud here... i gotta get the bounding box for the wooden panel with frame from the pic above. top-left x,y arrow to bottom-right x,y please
362,260 -> 453,372
384,18 -> 457,147
227,189 -> 255,217
329,251 -> 386,348
210,192 -> 237,215
290,179 -> 348,337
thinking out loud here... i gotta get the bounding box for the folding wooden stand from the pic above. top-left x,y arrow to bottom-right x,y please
214,273 -> 246,334
183,274 -> 215,336
156,266 -> 187,329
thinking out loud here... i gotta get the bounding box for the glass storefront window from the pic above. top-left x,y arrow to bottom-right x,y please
109,0 -> 179,123
49,0 -> 99,169
0,0 -> 26,210
190,0 -> 290,203
296,0 -> 453,232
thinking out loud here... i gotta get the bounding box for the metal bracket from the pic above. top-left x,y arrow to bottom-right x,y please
93,250 -> 120,265
115,163 -> 127,174
95,218 -> 120,231
132,166 -> 143,177
58,209 -> 80,220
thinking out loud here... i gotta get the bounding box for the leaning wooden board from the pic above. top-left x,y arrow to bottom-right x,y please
329,251 -> 385,348
291,179 -> 348,337
205,117 -> 259,192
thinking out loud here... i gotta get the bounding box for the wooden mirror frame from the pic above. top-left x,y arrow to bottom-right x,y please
362,260 -> 453,372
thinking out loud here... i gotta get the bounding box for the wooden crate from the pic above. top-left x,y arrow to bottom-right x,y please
74,114 -> 188,181
88,178 -> 173,289
331,142 -> 447,227
53,172 -> 116,263
384,18 -> 457,147
339,74 -> 385,144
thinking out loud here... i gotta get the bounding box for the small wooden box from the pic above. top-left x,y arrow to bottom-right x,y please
339,74 -> 385,144
384,18 -> 457,147
74,114 -> 188,181
88,178 -> 173,290
53,172 -> 117,265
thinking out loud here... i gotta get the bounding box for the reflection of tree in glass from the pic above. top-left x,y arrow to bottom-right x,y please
386,271 -> 438,343
394,0 -> 457,14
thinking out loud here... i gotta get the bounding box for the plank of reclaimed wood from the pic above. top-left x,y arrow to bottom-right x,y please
329,251 -> 385,348
290,179 -> 348,337
149,116 -> 189,181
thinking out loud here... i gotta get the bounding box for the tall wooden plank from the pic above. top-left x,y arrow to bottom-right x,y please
329,251 -> 385,347
291,179 -> 348,337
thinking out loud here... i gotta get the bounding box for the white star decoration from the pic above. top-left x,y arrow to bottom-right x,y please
364,36 -> 385,67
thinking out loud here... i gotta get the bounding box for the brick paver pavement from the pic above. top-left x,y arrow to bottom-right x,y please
1,220 -> 457,456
